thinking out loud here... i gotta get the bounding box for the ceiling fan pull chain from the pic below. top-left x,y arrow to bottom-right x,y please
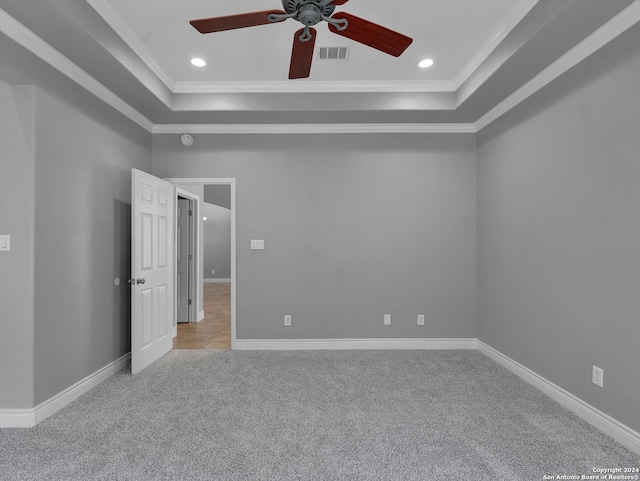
267,11 -> 297,23
299,25 -> 314,42
322,14 -> 348,31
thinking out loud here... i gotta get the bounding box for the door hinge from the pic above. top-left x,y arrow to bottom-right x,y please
188,210 -> 193,216
188,299 -> 192,305
189,254 -> 192,260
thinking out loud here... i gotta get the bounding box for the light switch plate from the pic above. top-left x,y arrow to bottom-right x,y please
0,235 -> 10,251
251,240 -> 265,250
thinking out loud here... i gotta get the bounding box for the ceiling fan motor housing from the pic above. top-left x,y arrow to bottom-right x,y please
282,0 -> 336,19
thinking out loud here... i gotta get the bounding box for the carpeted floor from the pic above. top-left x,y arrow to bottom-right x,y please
1,350 -> 638,480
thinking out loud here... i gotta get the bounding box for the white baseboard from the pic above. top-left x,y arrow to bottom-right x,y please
203,278 -> 231,283
234,338 -> 478,351
477,341 -> 640,456
0,353 -> 130,428
2,339 -> 638,457
0,408 -> 34,429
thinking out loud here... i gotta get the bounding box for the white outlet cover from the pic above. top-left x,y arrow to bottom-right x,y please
384,314 -> 391,326
284,315 -> 292,326
251,240 -> 265,250
417,315 -> 425,326
0,235 -> 10,251
592,365 -> 604,388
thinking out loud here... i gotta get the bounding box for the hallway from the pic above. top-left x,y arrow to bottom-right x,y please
173,282 -> 231,349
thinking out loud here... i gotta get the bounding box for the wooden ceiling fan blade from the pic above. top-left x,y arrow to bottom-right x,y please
289,28 -> 317,79
190,10 -> 287,34
328,12 -> 413,57
331,0 -> 350,5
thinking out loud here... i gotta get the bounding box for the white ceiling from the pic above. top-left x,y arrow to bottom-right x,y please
1,0 -> 637,128
87,0 -> 537,91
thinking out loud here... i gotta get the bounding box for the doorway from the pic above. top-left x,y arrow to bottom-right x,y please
168,178 -> 237,349
176,195 -> 195,325
174,282 -> 232,349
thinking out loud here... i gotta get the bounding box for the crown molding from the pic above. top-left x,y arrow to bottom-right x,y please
83,0 -> 535,98
152,123 -> 477,135
452,0 -> 539,91
86,0 -> 175,94
86,0 -> 456,96
0,8 -> 154,133
476,0 -> 640,131
173,80 -> 455,94
4,1 -> 638,136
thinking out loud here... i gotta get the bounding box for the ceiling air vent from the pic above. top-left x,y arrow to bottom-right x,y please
318,46 -> 350,61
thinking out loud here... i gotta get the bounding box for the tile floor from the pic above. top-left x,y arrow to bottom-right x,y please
173,282 -> 231,350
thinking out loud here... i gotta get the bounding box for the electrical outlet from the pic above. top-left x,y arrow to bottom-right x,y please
417,315 -> 425,326
211,269 -> 215,275
384,314 -> 391,326
0,235 -> 10,252
284,315 -> 292,327
592,365 -> 604,388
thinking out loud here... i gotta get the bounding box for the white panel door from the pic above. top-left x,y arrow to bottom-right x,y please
131,169 -> 174,374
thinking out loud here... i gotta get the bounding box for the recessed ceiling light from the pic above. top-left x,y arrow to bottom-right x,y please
191,58 -> 206,67
418,58 -> 434,69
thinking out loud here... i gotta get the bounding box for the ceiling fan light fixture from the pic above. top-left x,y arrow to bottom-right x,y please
418,58 -> 434,69
191,57 -> 207,67
189,0 -> 413,79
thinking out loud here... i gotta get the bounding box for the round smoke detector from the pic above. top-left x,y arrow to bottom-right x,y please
180,133 -> 194,147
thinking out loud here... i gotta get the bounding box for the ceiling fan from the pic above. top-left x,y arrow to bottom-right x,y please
189,0 -> 413,79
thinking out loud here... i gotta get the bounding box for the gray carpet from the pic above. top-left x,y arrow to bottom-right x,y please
1,350 -> 638,480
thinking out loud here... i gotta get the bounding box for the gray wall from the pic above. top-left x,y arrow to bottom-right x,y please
0,82 -> 35,408
203,202 -> 231,279
1,36 -> 151,407
153,133 -> 477,340
204,184 -> 231,210
477,25 -> 640,432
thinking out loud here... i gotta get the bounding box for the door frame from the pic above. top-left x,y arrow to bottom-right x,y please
175,188 -> 199,330
167,178 -> 237,349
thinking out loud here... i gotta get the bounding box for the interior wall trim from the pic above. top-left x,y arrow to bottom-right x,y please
85,0 -> 176,94
451,0 -> 539,92
0,353 -> 130,428
0,9 -> 154,133
475,1 -> 640,130
152,123 -> 477,135
1,340 -> 638,456
3,2 -> 638,135
204,278 -> 232,283
234,338 -> 478,350
172,80 -> 455,94
477,341 -> 640,456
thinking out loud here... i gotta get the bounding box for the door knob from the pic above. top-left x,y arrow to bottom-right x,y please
129,278 -> 146,285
